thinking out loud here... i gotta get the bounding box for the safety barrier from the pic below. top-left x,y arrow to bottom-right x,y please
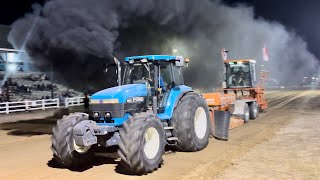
0,98 -> 60,114
64,97 -> 84,107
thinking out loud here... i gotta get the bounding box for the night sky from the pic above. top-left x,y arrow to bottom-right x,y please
1,0 -> 319,60
224,0 -> 320,61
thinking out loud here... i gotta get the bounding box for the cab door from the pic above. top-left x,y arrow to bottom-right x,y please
158,62 -> 173,112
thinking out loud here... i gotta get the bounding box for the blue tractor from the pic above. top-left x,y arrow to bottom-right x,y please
51,55 -> 211,174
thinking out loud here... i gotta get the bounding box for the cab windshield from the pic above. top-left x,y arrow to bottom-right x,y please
226,62 -> 251,87
123,62 -> 154,85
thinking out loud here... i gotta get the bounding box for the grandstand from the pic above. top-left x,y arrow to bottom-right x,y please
0,72 -> 82,102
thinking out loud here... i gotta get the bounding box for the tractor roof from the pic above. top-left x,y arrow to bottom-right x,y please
125,55 -> 177,62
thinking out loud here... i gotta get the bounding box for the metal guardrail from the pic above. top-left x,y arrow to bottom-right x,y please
64,97 -> 84,107
0,99 -> 60,114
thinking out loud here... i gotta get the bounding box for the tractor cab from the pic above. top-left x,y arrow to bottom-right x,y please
224,59 -> 257,88
123,55 -> 186,113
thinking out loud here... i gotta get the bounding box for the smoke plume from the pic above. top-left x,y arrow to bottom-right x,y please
8,0 -> 319,91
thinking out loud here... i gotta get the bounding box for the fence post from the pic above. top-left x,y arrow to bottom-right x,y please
56,99 -> 59,109
5,102 -> 9,114
25,101 -> 28,111
77,97 -> 81,106
65,98 -> 68,107
42,99 -> 45,110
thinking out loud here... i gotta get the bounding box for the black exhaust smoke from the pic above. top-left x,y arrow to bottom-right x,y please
8,0 -> 319,91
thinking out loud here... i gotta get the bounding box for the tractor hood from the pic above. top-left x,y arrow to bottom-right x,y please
90,84 -> 147,103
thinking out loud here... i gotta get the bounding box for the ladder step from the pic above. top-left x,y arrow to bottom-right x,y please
167,137 -> 178,141
164,126 -> 174,130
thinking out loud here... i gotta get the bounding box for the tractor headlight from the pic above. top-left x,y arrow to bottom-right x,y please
126,97 -> 145,103
93,112 -> 100,117
105,112 -> 111,118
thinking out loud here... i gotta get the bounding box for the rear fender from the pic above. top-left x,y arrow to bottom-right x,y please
173,90 -> 194,109
157,85 -> 192,120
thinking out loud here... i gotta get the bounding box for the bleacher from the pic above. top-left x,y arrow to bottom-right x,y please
0,72 -> 82,103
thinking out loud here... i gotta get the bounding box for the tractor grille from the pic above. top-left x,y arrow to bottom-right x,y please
90,102 -> 146,123
91,103 -> 124,119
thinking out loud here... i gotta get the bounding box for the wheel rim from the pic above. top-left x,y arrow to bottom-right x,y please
194,107 -> 207,139
73,139 -> 91,154
143,127 -> 160,159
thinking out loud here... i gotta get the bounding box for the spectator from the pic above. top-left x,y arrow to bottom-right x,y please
40,74 -> 46,81
83,93 -> 90,113
41,84 -> 45,91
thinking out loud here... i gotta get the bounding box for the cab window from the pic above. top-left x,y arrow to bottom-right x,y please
172,65 -> 184,86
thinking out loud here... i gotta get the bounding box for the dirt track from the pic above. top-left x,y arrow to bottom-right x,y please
0,90 -> 319,180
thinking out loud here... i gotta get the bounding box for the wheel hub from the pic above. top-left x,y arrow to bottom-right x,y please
73,139 -> 91,154
194,107 -> 207,139
143,127 -> 160,159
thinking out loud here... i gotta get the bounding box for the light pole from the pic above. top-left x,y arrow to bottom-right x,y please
50,62 -> 54,99
5,80 -> 9,102
5,53 -> 9,102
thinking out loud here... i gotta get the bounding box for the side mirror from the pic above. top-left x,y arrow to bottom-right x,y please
175,56 -> 184,67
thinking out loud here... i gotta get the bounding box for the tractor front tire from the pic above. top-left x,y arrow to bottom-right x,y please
51,113 -> 94,169
118,113 -> 166,175
171,92 -> 210,152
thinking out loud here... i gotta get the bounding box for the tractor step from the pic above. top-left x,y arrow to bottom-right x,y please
167,137 -> 178,141
164,126 -> 174,130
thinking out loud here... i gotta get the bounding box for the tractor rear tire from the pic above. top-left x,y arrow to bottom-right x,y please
118,113 -> 166,175
51,113 -> 94,169
249,102 -> 259,120
243,103 -> 250,123
171,92 -> 210,152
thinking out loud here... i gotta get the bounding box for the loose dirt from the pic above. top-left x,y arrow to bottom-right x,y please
0,90 -> 318,180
